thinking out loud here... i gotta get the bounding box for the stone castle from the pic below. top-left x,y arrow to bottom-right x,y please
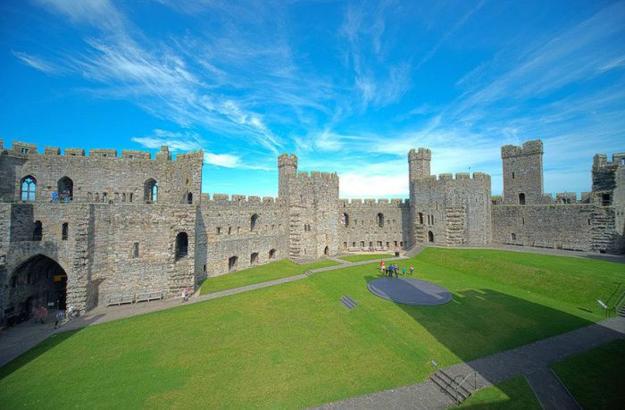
0,138 -> 623,324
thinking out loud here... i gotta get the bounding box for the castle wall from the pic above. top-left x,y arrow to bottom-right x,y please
411,173 -> 492,246
197,195 -> 289,277
339,199 -> 410,252
2,142 -> 203,206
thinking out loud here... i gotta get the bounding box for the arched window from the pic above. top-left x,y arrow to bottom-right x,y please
57,176 -> 73,202
427,231 -> 434,243
187,192 -> 193,204
175,232 -> 188,260
519,193 -> 526,205
33,221 -> 42,241
250,214 -> 259,231
343,213 -> 350,227
418,212 -> 424,224
20,176 -> 37,202
144,179 -> 158,203
250,252 -> 259,265
62,223 -> 68,240
269,249 -> 276,259
377,213 -> 384,228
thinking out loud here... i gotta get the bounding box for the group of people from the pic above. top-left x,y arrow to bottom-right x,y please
31,304 -> 76,329
379,260 -> 415,278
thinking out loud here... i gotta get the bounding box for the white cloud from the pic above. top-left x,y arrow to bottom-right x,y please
204,153 -> 240,168
12,51 -> 56,74
340,172 -> 408,198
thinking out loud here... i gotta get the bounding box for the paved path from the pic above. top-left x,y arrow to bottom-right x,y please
317,317 -> 624,409
526,368 -> 580,410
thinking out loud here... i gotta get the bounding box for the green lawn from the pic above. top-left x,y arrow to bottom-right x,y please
199,258 -> 339,294
339,253 -> 395,262
551,339 -> 625,409
457,376 -> 541,409
1,248 -> 623,409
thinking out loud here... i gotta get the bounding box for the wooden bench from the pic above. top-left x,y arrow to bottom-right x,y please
135,291 -> 163,303
106,294 -> 134,306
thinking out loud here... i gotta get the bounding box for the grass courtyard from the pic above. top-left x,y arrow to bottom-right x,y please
1,248 -> 623,408
199,259 -> 339,294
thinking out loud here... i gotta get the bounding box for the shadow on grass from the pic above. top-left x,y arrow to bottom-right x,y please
0,313 -> 104,379
361,274 -> 622,405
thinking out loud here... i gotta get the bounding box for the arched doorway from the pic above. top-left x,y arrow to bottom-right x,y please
324,246 -> 329,256
428,231 -> 434,243
7,255 -> 67,325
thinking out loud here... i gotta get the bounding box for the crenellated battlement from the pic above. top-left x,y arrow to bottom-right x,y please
501,140 -> 543,159
202,193 -> 286,207
296,171 -> 339,181
278,153 -> 298,168
593,152 -> 625,169
339,198 -> 410,207
2,140 -> 202,162
415,172 -> 491,184
408,147 -> 432,160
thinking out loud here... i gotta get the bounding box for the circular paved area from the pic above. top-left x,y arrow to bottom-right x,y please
367,277 -> 452,306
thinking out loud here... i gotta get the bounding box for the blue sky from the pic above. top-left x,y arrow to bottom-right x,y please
1,0 -> 624,198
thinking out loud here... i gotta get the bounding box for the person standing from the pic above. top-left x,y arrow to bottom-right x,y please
410,265 -> 415,275
54,309 -> 65,329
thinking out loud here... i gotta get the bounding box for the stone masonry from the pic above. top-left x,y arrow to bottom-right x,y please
0,138 -> 623,324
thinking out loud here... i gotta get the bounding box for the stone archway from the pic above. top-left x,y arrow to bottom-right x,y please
6,254 -> 67,325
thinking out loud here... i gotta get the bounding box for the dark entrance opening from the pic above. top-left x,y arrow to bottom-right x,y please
7,255 -> 67,326
324,246 -> 330,256
428,231 -> 434,243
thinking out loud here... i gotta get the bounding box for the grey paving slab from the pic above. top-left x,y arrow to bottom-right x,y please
368,277 -> 452,306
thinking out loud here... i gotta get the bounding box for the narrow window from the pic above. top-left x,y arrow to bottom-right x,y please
369,241 -> 373,247
522,217 -> 525,225
394,241 -> 398,247
519,193 -> 526,205
175,232 -> 188,260
352,242 -> 356,247
427,231 -> 434,243
216,227 -> 221,235
133,242 -> 139,258
511,233 -> 516,241
187,192 -> 193,204
343,213 -> 350,227
324,246 -> 329,256
377,213 -> 384,228
228,227 -> 232,235
144,179 -> 158,203
33,221 -> 42,241
62,223 -> 68,240
129,193 -> 133,203
20,176 -> 37,201
602,194 -> 611,206
250,214 -> 259,231
360,241 -> 365,247
512,172 -> 515,179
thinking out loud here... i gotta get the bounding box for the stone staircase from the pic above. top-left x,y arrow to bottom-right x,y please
617,305 -> 625,317
430,369 -> 472,405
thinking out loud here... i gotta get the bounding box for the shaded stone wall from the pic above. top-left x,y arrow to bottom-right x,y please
196,194 -> 288,277
338,199 -> 410,252
501,140 -> 544,205
411,173 -> 492,246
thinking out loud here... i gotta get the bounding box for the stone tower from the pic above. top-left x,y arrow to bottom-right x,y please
408,148 -> 431,182
501,140 -> 544,205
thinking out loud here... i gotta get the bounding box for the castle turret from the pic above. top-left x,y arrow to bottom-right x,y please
278,154 -> 298,199
408,148 -> 431,182
501,140 -> 544,205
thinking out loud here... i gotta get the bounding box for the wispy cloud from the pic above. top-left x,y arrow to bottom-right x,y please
12,51 -> 56,74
